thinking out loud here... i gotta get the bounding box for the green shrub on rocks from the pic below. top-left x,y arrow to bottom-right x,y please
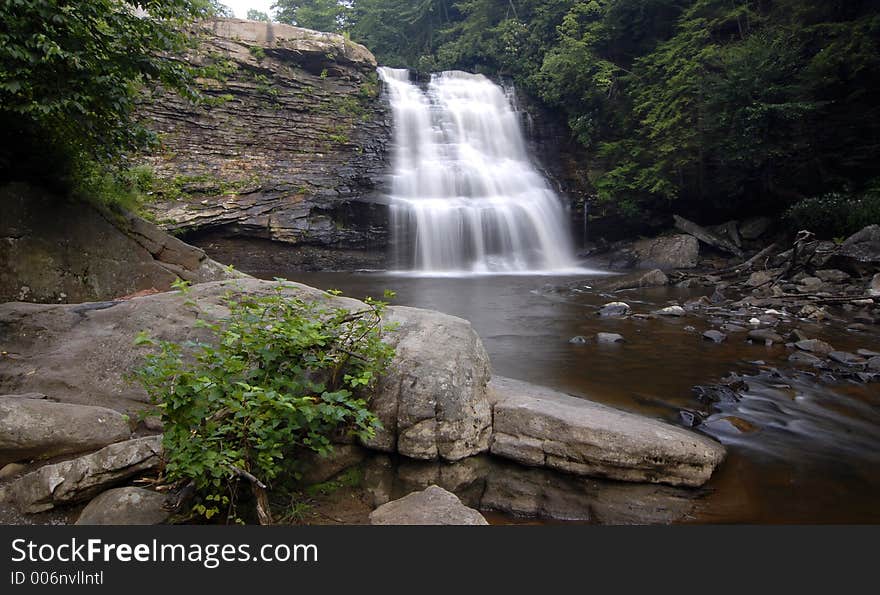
134,281 -> 396,523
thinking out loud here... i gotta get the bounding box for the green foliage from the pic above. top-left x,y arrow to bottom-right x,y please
0,0 -> 218,198
273,0 -> 350,32
135,282 -> 396,522
785,185 -> 880,239
248,45 -> 267,61
247,9 -> 271,22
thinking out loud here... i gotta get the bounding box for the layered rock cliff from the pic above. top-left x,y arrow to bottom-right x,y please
139,19 -> 391,267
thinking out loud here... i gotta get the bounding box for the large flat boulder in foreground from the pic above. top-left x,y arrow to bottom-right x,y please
0,394 -> 131,466
0,279 -> 492,462
369,485 -> 488,525
488,377 -> 725,487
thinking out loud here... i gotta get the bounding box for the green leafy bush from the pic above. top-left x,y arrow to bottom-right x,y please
135,282 -> 396,523
785,187 -> 880,239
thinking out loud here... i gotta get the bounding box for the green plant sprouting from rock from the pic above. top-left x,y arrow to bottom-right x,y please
134,281 -> 397,524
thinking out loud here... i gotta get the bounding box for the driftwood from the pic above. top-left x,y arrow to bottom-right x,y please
674,214 -> 744,258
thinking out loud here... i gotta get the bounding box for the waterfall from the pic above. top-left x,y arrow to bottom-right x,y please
378,67 -> 578,274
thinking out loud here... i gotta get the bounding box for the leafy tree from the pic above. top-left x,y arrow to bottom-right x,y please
273,0 -> 350,32
0,0 -> 217,195
136,281 -> 396,524
247,8 -> 271,21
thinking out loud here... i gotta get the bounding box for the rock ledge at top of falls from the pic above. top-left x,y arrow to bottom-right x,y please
487,376 -> 726,487
0,278 -> 491,462
139,18 -> 391,263
207,18 -> 377,67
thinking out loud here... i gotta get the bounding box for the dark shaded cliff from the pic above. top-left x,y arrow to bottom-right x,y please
139,19 -> 391,266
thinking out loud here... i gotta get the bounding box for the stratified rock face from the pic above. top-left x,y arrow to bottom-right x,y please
140,18 -> 391,259
369,485 -> 488,525
487,376 -> 726,487
0,394 -> 131,466
1,436 -> 163,513
0,279 -> 492,461
0,183 -> 236,303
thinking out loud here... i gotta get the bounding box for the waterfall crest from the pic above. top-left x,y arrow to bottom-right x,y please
379,67 -> 578,274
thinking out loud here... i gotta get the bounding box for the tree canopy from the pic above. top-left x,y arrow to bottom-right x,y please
273,0 -> 880,228
0,0 -> 218,194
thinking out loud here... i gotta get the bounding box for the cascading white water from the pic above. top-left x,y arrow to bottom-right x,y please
378,67 -> 578,274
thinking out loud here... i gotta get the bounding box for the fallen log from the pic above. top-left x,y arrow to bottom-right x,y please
674,214 -> 744,258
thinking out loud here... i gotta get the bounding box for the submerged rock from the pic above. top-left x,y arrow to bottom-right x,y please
828,351 -> 866,366
76,487 -> 170,526
487,376 -> 726,487
0,394 -> 131,466
568,335 -> 589,345
369,485 -> 488,525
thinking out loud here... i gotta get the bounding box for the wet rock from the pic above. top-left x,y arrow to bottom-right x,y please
869,273 -> 880,297
868,357 -> 880,372
815,269 -> 850,283
568,335 -> 589,345
632,234 -> 700,270
710,286 -> 727,304
795,339 -> 835,355
655,305 -> 686,317
746,270 -> 776,288
684,296 -> 711,310
1,436 -> 163,513
0,395 -> 131,466
596,333 -> 625,344
789,329 -> 810,342
692,385 -> 740,405
857,349 -> 880,357
789,352 -> 823,367
739,216 -> 772,240
598,302 -> 631,317
828,351 -> 866,366
837,225 -> 880,264
684,325 -> 697,332
589,269 -> 668,291
369,485 -> 488,525
488,376 -> 726,487
76,487 -> 170,526
703,416 -> 758,435
748,329 -> 785,345
797,277 -> 826,293
722,323 -> 747,333
679,410 -> 703,428
702,330 -> 727,343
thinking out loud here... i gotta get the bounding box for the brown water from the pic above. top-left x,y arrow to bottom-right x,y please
231,265 -> 880,523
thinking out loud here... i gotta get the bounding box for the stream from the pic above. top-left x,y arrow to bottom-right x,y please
205,260 -> 880,523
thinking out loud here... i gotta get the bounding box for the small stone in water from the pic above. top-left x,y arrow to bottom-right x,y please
748,329 -> 785,345
795,338 -> 835,355
828,351 -> 866,366
789,352 -> 823,367
568,335 -> 588,345
596,332 -> 625,344
679,410 -> 702,428
598,302 -> 631,318
749,318 -> 761,325
702,330 -> 727,343
656,305 -> 686,317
